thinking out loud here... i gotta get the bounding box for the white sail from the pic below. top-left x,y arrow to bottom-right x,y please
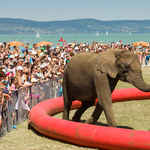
95,30 -> 99,36
106,31 -> 108,35
36,31 -> 41,38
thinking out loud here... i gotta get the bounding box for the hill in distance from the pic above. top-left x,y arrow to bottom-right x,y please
0,18 -> 150,35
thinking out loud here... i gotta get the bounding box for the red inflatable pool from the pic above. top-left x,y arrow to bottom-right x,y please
29,88 -> 150,150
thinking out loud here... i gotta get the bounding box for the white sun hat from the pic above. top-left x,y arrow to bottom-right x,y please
9,55 -> 15,59
47,57 -> 51,61
40,64 -> 45,68
42,63 -> 48,67
17,66 -> 24,71
74,46 -> 78,50
31,51 -> 37,55
14,53 -> 19,57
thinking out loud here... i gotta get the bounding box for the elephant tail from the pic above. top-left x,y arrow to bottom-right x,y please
63,71 -> 69,98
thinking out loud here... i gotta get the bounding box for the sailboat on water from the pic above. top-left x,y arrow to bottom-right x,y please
36,31 -> 41,38
106,31 -> 108,35
95,30 -> 100,36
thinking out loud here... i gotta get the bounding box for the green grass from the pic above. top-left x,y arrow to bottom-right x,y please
1,66 -> 150,150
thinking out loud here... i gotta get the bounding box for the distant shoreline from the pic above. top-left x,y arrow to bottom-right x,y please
1,33 -> 150,36
0,18 -> 150,35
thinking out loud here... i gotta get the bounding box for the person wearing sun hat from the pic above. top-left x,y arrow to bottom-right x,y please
9,55 -> 15,65
40,47 -> 45,57
41,47 -> 45,51
31,50 -> 37,63
16,65 -> 26,86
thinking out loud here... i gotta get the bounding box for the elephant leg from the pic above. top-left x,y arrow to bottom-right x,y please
62,79 -> 72,120
72,101 -> 95,122
102,102 -> 116,127
85,103 -> 103,124
62,97 -> 72,120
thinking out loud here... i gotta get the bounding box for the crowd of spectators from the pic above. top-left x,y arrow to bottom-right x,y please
0,39 -> 149,144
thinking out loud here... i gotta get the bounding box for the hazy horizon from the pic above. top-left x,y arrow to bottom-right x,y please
1,17 -> 150,22
0,0 -> 150,22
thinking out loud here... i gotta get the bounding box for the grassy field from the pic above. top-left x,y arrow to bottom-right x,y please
1,66 -> 150,150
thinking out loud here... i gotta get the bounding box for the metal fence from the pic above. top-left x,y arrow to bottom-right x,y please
0,78 -> 62,137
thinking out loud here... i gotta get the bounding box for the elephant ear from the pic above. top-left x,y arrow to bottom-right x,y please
95,49 -> 119,78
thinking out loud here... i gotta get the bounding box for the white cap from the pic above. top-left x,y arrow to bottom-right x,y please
2,69 -> 7,74
40,64 -> 45,68
10,55 -> 14,59
42,63 -> 48,67
47,57 -> 51,61
14,53 -> 19,57
31,51 -> 37,55
31,78 -> 38,83
75,46 -> 78,50
17,66 -> 24,71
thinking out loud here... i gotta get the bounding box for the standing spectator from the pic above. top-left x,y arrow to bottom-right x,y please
30,64 -> 38,81
16,66 -> 25,86
0,87 -> 4,144
17,58 -> 24,67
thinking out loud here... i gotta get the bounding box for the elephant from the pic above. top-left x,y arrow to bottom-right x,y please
62,49 -> 150,127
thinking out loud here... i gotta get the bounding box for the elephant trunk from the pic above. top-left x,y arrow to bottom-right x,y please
129,71 -> 150,92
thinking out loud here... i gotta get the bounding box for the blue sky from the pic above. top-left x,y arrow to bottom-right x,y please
1,0 -> 150,21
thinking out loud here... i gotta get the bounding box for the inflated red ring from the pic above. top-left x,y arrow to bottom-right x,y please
29,88 -> 150,150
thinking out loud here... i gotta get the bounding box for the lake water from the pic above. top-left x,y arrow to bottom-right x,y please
0,34 -> 150,49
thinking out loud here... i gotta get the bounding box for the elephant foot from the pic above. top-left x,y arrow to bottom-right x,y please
62,114 -> 69,120
72,116 -> 80,122
108,123 -> 116,128
85,117 -> 94,124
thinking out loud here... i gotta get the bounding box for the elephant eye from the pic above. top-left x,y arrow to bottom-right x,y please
125,65 -> 129,70
123,65 -> 130,72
